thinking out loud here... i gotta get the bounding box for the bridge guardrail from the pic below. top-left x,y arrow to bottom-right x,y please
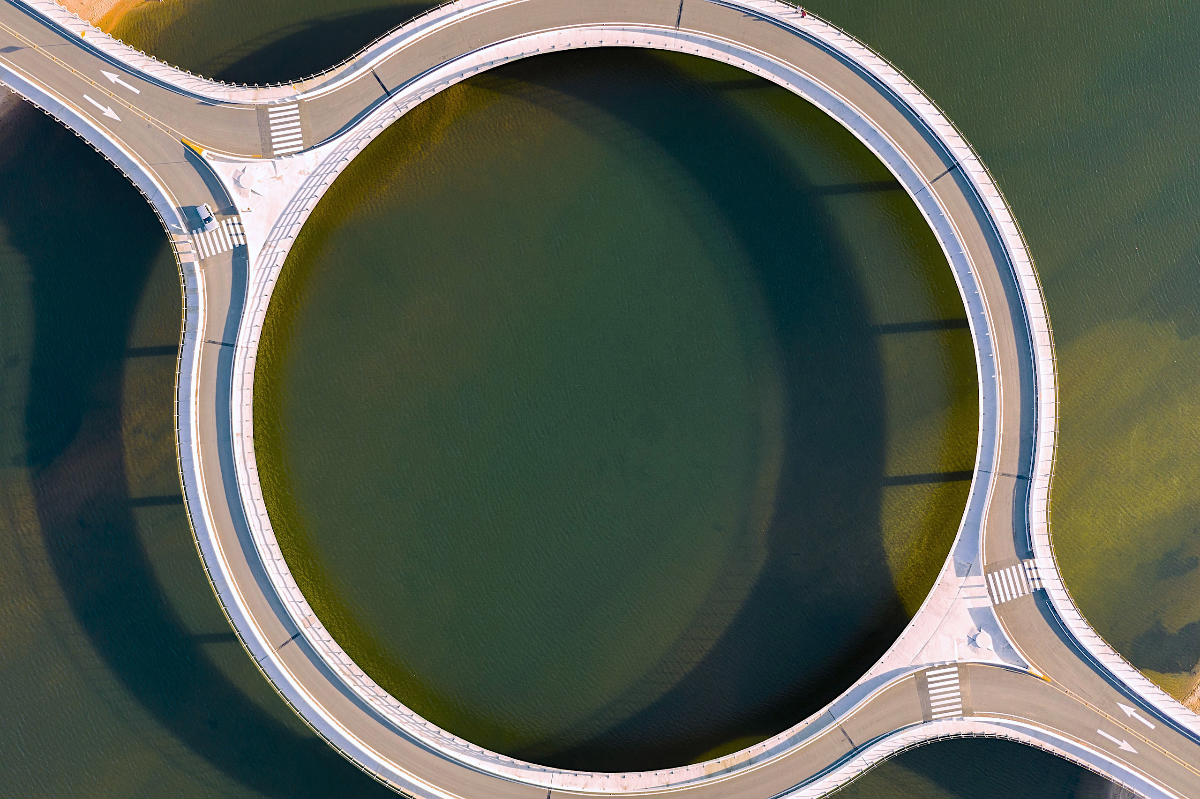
199,2 -> 1198,792
216,17 -> 1009,793
213,5 -> 1200,793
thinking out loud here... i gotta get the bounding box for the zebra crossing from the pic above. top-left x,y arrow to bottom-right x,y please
925,665 -> 963,720
192,216 -> 246,259
986,560 -> 1042,605
267,103 -> 304,155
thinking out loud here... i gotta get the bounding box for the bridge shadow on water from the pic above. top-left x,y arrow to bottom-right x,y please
456,50 -> 938,770
6,111 -> 387,795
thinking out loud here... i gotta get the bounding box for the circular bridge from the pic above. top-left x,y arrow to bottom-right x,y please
3,0 -> 1200,796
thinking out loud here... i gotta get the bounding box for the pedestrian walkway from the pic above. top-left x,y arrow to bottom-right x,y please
925,665 -> 963,720
987,561 -> 1041,605
267,103 -> 303,155
193,216 -> 246,259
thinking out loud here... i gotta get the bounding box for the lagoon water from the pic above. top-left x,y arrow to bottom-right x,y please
1,0 -> 1195,795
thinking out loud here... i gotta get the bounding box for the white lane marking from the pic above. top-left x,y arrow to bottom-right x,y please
989,571 -> 1007,602
224,218 -> 246,246
1002,568 -> 1019,600
1118,703 -> 1156,730
997,570 -> 1012,602
100,69 -> 140,94
267,103 -> 304,156
987,561 -> 1040,605
925,666 -> 962,720
82,94 -> 120,121
1097,729 -> 1138,754
215,223 -> 232,253
191,216 -> 247,260
1023,560 -> 1043,589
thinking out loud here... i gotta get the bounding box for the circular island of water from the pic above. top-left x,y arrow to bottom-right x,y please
254,50 -> 977,771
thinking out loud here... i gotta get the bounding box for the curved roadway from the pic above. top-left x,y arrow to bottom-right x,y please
2,0 -> 1200,796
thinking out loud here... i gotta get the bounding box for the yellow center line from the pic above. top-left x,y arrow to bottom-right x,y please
1040,673 -> 1200,780
984,602 -> 1200,780
0,17 -> 260,158
967,663 -> 1200,789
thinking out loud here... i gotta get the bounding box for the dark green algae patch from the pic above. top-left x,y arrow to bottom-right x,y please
254,50 -> 977,770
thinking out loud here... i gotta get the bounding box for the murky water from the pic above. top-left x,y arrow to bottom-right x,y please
2,0 -> 1193,794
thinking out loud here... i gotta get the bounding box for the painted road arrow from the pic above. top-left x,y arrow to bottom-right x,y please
82,94 -> 120,121
101,69 -> 140,94
1118,702 -> 1157,730
1097,729 -> 1138,753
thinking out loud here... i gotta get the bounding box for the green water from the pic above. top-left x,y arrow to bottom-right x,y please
255,50 -> 975,768
0,0 -> 1192,794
